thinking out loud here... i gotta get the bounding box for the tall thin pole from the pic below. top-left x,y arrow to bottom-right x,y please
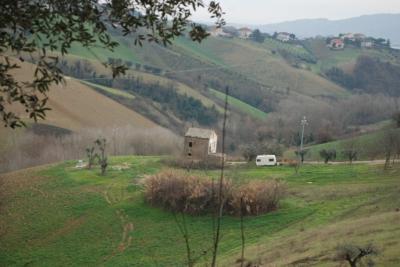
211,86 -> 229,267
300,116 -> 307,152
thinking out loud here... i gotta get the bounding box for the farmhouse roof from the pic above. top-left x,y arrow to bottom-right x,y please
331,38 -> 344,44
239,27 -> 252,32
185,127 -> 216,139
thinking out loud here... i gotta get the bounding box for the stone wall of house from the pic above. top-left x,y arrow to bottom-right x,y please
184,137 -> 209,160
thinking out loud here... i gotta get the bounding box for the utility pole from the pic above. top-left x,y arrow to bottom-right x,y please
300,116 -> 308,152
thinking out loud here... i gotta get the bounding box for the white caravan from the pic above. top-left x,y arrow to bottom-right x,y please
256,155 -> 277,166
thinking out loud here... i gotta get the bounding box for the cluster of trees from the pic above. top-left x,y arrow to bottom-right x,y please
241,142 -> 284,162
93,76 -> 219,126
325,56 -> 400,97
206,78 -> 279,114
108,58 -> 163,75
277,48 -> 317,67
58,59 -> 219,127
0,126 -> 181,173
324,67 -> 355,89
249,29 -> 267,43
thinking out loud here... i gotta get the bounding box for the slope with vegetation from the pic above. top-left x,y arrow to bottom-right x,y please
7,61 -> 158,131
1,158 -> 399,266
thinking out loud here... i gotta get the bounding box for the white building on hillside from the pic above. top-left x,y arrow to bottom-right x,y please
238,28 -> 252,39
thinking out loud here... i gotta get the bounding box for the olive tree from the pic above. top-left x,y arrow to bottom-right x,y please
0,0 -> 224,128
336,244 -> 377,267
95,138 -> 108,176
319,149 -> 336,164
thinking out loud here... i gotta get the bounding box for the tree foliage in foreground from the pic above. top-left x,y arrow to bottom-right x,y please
0,0 -> 224,128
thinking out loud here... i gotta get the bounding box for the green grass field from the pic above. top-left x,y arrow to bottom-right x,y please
68,36 -> 140,63
1,157 -> 399,266
284,126 -> 399,161
78,80 -> 136,100
209,88 -> 268,120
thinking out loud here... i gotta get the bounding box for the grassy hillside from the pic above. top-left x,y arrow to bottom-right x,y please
173,36 -> 348,98
284,125 -> 398,161
68,36 -> 140,63
68,34 -> 349,99
302,38 -> 399,73
1,157 -> 399,266
60,54 -> 223,113
209,88 -> 268,120
78,80 -> 136,100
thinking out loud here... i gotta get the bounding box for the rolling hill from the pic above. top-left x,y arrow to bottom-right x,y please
4,22 -> 400,174
257,13 -> 400,46
7,61 -> 158,132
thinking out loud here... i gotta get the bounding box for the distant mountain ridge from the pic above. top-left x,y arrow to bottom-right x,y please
253,14 -> 400,46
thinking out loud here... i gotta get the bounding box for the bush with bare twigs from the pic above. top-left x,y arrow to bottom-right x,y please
143,171 -> 230,215
161,157 -> 223,170
143,171 -> 285,216
228,180 -> 286,216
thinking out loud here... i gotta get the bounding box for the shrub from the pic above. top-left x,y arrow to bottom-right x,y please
143,171 -> 231,215
228,180 -> 286,216
143,171 -> 285,216
161,157 -> 223,170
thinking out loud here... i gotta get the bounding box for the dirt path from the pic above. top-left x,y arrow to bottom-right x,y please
102,183 -> 134,263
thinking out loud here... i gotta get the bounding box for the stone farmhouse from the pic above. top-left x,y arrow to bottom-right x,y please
183,127 -> 218,161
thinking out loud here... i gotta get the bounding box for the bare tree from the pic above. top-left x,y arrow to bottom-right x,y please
336,244 -> 377,267
319,149 -> 336,164
382,129 -> 398,169
393,111 -> 400,128
95,138 -> 108,176
211,86 -> 229,267
342,149 -> 358,164
173,213 -> 195,267
240,197 -> 246,267
341,139 -> 358,164
294,149 -> 309,163
86,146 -> 97,170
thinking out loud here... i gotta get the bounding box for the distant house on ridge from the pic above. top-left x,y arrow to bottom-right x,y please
209,27 -> 233,38
276,32 -> 294,42
328,38 -> 345,50
238,27 -> 252,39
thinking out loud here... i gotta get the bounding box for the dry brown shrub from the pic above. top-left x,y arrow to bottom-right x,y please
143,171 -> 231,215
143,171 -> 285,216
161,157 -> 223,170
228,180 -> 286,216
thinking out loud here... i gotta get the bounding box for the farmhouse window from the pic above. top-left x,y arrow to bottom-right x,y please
189,142 -> 193,147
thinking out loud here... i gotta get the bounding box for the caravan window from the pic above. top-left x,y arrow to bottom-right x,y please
256,159 -> 261,162
269,158 -> 274,162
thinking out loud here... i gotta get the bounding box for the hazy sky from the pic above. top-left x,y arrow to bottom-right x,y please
193,0 -> 400,24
